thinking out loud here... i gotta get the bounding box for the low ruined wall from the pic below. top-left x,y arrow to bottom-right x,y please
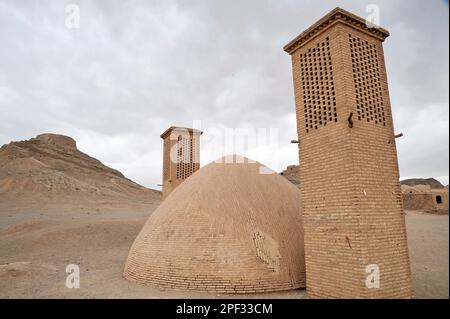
403,193 -> 448,214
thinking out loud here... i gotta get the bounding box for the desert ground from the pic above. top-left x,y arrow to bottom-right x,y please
0,205 -> 447,299
0,135 -> 448,299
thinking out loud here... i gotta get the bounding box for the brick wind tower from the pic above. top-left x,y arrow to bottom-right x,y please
284,8 -> 413,298
160,127 -> 202,199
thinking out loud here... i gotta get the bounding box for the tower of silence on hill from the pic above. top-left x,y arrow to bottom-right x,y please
124,7 -> 413,298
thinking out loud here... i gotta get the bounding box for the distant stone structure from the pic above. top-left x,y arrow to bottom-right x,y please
280,165 -> 300,188
124,155 -> 306,293
284,7 -> 413,298
401,178 -> 445,189
402,184 -> 449,214
160,127 -> 202,199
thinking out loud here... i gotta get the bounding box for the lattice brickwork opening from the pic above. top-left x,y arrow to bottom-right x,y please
176,135 -> 196,180
252,230 -> 279,272
349,33 -> 386,126
299,37 -> 337,133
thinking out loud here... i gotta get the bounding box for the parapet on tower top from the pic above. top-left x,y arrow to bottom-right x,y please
283,7 -> 390,54
160,126 -> 203,139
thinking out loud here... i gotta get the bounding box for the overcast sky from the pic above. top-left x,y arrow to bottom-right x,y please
0,0 -> 448,189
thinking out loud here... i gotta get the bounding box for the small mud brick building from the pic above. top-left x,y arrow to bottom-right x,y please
402,184 -> 449,214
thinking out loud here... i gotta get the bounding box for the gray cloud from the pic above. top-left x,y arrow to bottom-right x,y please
0,0 -> 448,188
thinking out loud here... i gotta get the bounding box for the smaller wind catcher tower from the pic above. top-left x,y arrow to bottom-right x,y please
160,126 -> 202,199
284,8 -> 413,298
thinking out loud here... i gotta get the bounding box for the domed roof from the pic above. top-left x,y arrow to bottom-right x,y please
124,155 -> 305,293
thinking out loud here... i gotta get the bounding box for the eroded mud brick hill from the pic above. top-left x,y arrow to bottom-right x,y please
284,7 -> 413,298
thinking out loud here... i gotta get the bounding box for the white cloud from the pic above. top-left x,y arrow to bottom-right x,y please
0,0 -> 448,188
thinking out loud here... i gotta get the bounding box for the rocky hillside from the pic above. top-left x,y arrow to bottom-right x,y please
280,165 -> 300,188
400,178 -> 445,189
280,167 -> 447,191
0,134 -> 160,211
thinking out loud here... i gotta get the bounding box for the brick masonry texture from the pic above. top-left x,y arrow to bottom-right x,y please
402,185 -> 449,213
285,8 -> 414,298
160,127 -> 201,199
124,156 -> 306,293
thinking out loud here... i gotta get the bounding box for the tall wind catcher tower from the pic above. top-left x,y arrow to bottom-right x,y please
160,127 -> 202,199
284,8 -> 413,298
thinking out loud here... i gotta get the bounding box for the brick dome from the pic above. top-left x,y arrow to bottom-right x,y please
124,155 -> 305,293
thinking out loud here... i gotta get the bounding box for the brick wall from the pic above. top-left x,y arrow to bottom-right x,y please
124,158 -> 306,293
161,127 -> 201,199
286,8 -> 413,298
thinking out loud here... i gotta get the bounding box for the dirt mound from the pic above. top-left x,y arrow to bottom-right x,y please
401,178 -> 444,189
0,133 -> 161,211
